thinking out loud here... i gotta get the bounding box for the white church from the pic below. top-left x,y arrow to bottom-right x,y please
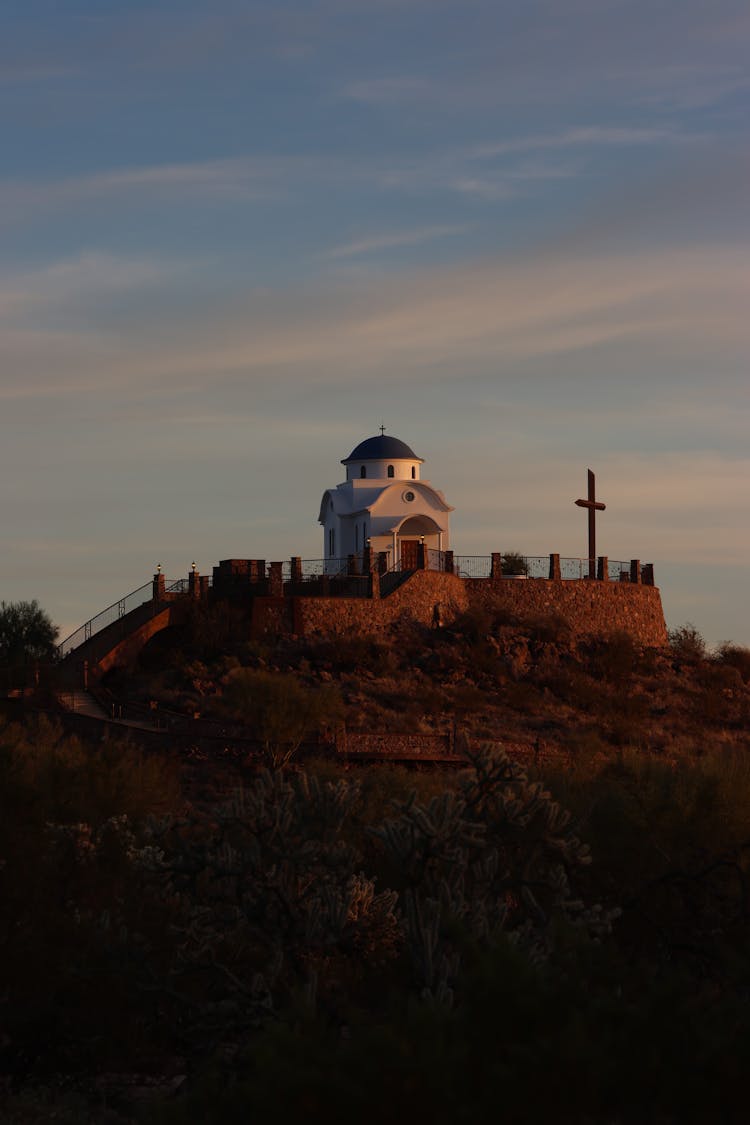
318,431 -> 454,573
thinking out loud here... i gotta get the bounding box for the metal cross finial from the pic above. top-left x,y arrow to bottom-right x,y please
379,423 -> 386,436
575,469 -> 606,578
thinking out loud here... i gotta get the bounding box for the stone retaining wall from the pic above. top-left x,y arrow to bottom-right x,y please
281,570 -> 667,646
465,577 -> 667,646
293,570 -> 469,636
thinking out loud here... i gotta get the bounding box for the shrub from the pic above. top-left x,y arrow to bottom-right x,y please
668,623 -> 706,663
501,551 -> 528,576
221,667 -> 344,766
589,630 -> 637,682
715,643 -> 750,684
525,612 -> 572,645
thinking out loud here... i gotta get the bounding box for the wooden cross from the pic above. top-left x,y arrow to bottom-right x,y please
379,424 -> 386,435
575,469 -> 606,578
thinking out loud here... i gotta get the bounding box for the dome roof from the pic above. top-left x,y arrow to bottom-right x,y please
342,434 -> 422,464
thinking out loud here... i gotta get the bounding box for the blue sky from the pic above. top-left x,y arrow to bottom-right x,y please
1,0 -> 748,646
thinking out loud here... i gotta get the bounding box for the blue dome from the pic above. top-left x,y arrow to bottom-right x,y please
343,434 -> 421,463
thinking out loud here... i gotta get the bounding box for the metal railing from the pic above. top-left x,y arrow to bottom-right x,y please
453,556 -> 634,581
453,556 -> 492,578
57,578 -> 185,660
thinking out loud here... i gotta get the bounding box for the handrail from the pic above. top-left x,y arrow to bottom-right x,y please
57,578 -> 184,660
452,556 -> 637,580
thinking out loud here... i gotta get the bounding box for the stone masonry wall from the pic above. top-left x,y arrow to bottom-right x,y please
293,571 -> 469,636
289,572 -> 666,645
466,578 -> 668,646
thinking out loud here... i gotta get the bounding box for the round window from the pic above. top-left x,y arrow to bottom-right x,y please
403,490 -> 415,502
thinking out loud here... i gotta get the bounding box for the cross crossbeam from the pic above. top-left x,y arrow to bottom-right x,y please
575,469 -> 606,578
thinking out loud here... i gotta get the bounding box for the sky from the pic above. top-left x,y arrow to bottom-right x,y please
1,0 -> 748,648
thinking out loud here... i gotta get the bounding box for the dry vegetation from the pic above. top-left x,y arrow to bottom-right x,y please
110,602 -> 750,766
3,605 -> 750,1124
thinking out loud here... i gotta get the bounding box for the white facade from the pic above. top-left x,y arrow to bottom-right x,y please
318,434 -> 453,572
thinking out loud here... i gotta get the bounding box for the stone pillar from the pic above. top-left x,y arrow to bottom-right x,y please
417,542 -> 427,570
268,562 -> 283,597
347,553 -> 359,576
248,560 -> 264,583
491,552 -> 502,579
597,556 -> 609,582
369,569 -> 381,600
320,574 -> 330,594
362,544 -> 372,574
642,563 -> 655,587
444,550 -> 454,575
291,556 -> 302,582
630,559 -> 642,585
548,554 -> 561,581
377,551 -> 388,575
199,575 -> 210,598
188,567 -> 200,598
153,572 -> 166,600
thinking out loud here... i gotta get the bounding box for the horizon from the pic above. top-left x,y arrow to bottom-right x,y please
1,1 -> 748,648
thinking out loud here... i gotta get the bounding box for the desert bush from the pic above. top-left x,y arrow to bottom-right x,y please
715,642 -> 750,683
221,667 -> 344,766
668,622 -> 706,663
451,605 -> 494,644
588,630 -> 637,682
525,612 -> 572,645
501,551 -> 528,576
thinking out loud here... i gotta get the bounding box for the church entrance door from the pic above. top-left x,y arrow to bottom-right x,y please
400,540 -> 419,570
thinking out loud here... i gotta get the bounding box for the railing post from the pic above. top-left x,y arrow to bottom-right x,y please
630,559 -> 641,585
362,544 -> 372,574
597,556 -> 609,582
417,542 -> 427,570
491,552 -> 502,579
347,553 -> 359,576
188,567 -> 200,598
444,550 -> 454,575
153,572 -> 166,600
548,553 -> 561,581
377,551 -> 388,575
268,562 -> 283,597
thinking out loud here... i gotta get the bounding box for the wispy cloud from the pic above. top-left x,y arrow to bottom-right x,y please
0,157 -> 313,222
626,64 -> 750,110
470,126 -> 684,159
0,253 -> 177,322
326,224 -> 468,258
1,242 -> 746,401
341,76 -> 434,103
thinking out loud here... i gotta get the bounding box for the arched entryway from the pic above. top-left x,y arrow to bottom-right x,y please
394,514 -> 444,569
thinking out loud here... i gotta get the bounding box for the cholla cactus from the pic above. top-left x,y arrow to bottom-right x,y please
371,743 -> 615,1001
138,767 -> 400,1045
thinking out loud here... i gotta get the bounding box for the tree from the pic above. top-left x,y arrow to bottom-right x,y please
0,600 -> 59,666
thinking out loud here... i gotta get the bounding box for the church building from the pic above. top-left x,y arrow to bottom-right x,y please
318,432 -> 454,573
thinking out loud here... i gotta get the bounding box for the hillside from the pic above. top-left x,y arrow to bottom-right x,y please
3,606 -> 750,1124
106,601 -> 750,765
